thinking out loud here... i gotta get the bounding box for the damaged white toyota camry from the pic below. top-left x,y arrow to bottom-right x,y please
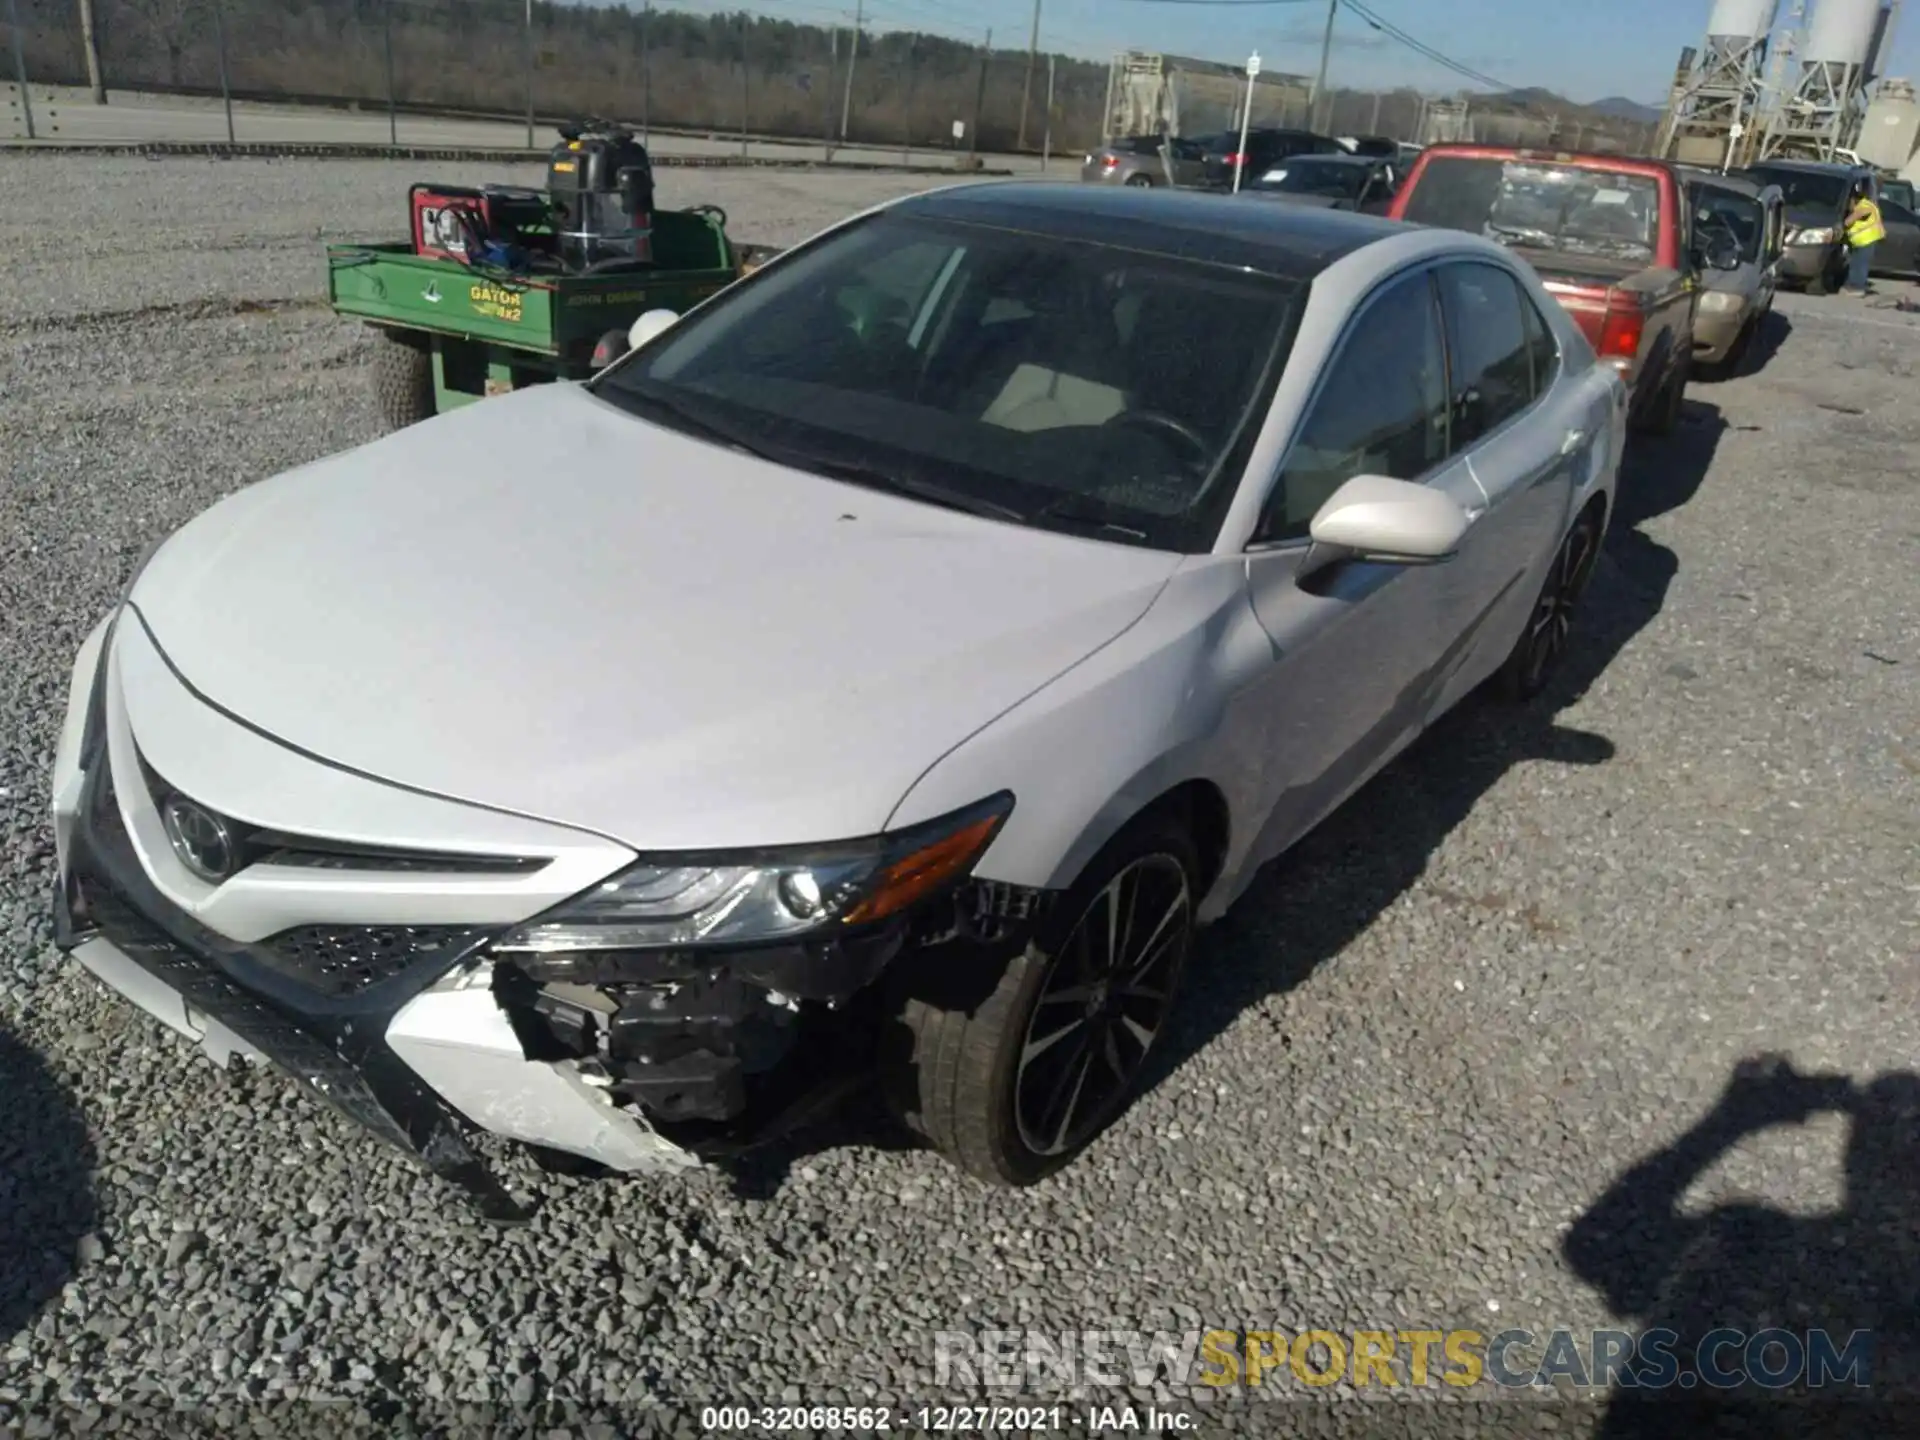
51,183 -> 1621,1219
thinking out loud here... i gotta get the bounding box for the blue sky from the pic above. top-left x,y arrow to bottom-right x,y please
704,0 -> 1920,108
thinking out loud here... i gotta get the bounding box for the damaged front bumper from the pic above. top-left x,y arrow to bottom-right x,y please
52,619 -> 1045,1219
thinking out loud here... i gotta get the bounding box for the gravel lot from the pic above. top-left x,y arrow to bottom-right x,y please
2,156 -> 1917,1435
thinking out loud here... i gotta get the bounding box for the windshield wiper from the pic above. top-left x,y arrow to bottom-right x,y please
1025,493 -> 1150,540
782,454 -> 1027,523
608,385 -> 781,462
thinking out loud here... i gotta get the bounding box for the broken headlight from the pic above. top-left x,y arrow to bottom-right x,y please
493,793 -> 1013,954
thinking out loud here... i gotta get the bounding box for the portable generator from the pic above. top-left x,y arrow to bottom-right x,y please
409,183 -> 550,265
548,121 -> 655,271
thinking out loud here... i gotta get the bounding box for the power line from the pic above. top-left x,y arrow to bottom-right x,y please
1102,0 -> 1322,7
1338,0 -> 1522,95
1103,0 -> 1519,95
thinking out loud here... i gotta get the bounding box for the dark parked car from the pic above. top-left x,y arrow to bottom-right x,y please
1870,192 -> 1920,276
1241,153 -> 1402,214
1734,158 -> 1875,294
1201,127 -> 1342,187
1336,134 -> 1401,158
1081,134 -> 1211,188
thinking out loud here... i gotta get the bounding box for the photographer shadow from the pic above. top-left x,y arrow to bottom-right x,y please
1566,1057 -> 1920,1438
0,1019 -> 98,1343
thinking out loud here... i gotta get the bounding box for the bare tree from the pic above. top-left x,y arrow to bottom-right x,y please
107,0 -> 207,88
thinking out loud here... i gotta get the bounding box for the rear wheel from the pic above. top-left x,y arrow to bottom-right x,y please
880,815 -> 1198,1185
1495,504 -> 1605,703
370,331 -> 435,433
1125,172 -> 1156,188
1638,352 -> 1689,436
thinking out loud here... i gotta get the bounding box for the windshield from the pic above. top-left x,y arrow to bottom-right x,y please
1251,158 -> 1368,199
1690,186 -> 1763,263
1401,156 -> 1661,265
595,212 -> 1300,552
1744,166 -> 1847,211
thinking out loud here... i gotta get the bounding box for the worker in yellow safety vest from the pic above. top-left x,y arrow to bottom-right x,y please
1843,181 -> 1886,297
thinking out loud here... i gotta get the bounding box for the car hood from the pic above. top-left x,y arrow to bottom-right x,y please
128,384 -> 1181,852
1785,204 -> 1839,230
1702,259 -> 1764,295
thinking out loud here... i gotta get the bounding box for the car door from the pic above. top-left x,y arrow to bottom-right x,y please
1874,198 -> 1920,276
1760,191 -> 1785,304
1237,264 -> 1487,869
1172,137 -> 1210,187
1425,260 -> 1589,715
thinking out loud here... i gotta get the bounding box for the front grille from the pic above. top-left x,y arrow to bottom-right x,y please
259,924 -> 484,999
76,877 -> 414,1151
134,751 -> 545,877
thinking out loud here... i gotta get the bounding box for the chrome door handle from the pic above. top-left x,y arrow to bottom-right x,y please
1561,427 -> 1589,456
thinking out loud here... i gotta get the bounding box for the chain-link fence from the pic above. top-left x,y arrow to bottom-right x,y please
2,0 -> 1656,160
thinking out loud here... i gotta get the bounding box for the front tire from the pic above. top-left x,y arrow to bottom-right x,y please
880,815 -> 1199,1185
1494,504 -> 1605,703
1809,248 -> 1843,296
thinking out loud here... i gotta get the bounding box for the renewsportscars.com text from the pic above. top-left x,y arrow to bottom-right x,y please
933,1327 -> 1873,1392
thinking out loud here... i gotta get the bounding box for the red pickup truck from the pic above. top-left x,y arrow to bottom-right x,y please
1388,146 -> 1713,437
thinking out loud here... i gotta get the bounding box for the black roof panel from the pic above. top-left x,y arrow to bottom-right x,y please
890,181 -> 1407,280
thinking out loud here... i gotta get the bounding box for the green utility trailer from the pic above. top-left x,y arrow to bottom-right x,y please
327,207 -> 777,432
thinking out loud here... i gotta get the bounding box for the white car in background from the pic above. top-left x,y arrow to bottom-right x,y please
51,183 -> 1623,1219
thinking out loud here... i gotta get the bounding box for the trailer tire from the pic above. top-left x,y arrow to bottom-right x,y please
371,332 -> 435,433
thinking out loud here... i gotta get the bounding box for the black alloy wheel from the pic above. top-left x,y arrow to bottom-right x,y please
1498,506 -> 1604,703
1012,852 -> 1190,1158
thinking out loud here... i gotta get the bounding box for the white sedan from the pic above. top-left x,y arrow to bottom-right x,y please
50,182 -> 1624,1217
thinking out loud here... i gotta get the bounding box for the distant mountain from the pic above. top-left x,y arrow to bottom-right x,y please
1588,95 -> 1664,123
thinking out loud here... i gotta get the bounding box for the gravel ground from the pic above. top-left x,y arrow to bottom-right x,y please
2,156 -> 1917,1436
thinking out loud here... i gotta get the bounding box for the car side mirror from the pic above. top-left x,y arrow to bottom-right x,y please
1305,474 -> 1470,567
627,308 -> 679,351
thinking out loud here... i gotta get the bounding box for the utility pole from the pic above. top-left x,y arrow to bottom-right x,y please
384,0 -> 396,144
839,0 -> 863,145
641,0 -> 651,144
1043,52 -> 1055,168
739,12 -> 750,157
77,0 -> 105,103
524,0 -> 534,148
1017,0 -> 1041,151
6,0 -> 34,138
969,27 -> 991,162
1308,0 -> 1336,127
824,26 -> 838,150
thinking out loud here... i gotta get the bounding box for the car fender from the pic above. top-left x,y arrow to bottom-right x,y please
885,557 -> 1266,914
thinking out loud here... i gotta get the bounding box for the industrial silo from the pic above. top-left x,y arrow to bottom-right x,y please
1657,0 -> 1777,163
1706,0 -> 1776,40
1753,0 -> 1888,160
1801,0 -> 1882,69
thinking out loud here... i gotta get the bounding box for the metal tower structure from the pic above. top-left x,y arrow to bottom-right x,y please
1755,0 -> 1887,160
1656,0 -> 1778,165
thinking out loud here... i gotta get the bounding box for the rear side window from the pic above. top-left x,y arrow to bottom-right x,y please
1437,262 -> 1535,446
1262,270 -> 1449,540
1517,277 -> 1559,394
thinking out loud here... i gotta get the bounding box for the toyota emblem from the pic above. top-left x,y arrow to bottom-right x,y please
161,795 -> 237,883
